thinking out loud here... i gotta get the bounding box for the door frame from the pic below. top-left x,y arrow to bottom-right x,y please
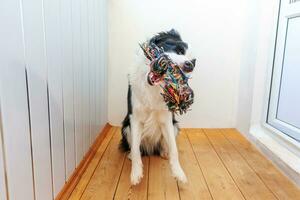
266,0 -> 300,142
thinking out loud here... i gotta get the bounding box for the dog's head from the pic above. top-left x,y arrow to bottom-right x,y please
147,29 -> 196,82
141,29 -> 196,114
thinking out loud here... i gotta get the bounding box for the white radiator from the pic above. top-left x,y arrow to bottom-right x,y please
0,0 -> 108,199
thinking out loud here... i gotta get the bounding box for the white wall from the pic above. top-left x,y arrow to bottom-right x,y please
235,0 -> 260,134
0,0 -> 108,199
108,0 -> 256,128
250,0 -> 282,127
236,0 -> 280,135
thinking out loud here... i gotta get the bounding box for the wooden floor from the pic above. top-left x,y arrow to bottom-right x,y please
68,127 -> 300,200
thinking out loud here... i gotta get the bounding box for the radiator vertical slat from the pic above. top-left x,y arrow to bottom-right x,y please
80,0 -> 91,156
72,0 -> 84,165
0,0 -> 35,199
60,0 -> 76,180
0,105 -> 8,200
43,0 -> 66,196
21,0 -> 54,199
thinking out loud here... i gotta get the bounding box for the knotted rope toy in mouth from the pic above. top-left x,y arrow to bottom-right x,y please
140,42 -> 194,115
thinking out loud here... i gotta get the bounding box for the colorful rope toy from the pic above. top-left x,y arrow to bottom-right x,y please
140,42 -> 194,115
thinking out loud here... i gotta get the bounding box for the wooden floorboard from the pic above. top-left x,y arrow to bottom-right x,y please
114,157 -> 149,200
186,129 -> 245,200
223,129 -> 300,200
148,156 -> 180,200
80,128 -> 126,200
204,129 -> 277,200
177,130 -> 212,200
68,127 -> 116,200
67,127 -> 300,200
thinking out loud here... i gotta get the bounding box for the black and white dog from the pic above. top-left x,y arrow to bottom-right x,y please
120,29 -> 196,185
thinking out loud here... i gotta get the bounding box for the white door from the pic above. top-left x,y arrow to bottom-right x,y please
268,0 -> 300,141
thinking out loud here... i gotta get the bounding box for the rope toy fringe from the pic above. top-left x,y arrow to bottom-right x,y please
140,42 -> 194,115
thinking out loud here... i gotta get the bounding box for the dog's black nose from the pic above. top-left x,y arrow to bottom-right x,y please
183,60 -> 195,73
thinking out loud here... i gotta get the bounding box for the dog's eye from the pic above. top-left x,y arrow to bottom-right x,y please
178,50 -> 185,55
176,47 -> 185,55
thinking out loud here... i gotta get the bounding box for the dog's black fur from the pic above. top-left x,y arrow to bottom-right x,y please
149,29 -> 188,55
120,29 -> 187,155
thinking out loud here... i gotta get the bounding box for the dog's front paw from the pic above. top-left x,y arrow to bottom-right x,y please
172,165 -> 187,183
160,151 -> 169,160
130,164 -> 143,185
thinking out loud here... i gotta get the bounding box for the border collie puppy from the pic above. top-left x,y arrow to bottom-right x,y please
120,29 -> 196,185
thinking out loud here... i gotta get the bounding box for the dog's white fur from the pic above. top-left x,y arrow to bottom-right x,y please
125,49 -> 190,185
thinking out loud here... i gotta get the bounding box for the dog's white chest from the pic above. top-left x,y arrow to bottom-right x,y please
141,111 -> 160,137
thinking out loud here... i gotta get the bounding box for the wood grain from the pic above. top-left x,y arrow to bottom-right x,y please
223,128 -> 300,200
80,128 -> 126,200
68,125 -> 115,200
55,123 -> 112,200
61,127 -> 300,200
204,129 -> 276,199
148,156 -> 180,200
177,131 -> 212,200
114,157 -> 149,200
186,129 -> 245,200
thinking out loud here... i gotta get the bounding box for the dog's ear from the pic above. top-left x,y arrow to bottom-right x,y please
150,29 -> 181,44
168,29 -> 180,38
191,59 -> 196,66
